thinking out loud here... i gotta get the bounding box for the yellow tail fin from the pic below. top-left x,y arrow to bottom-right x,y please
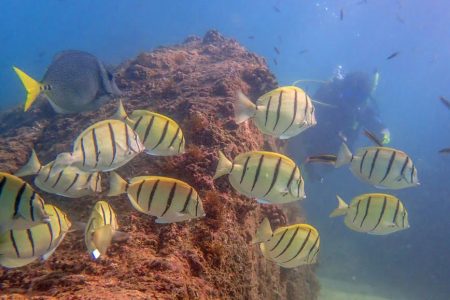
107,172 -> 128,196
329,195 -> 349,217
213,151 -> 233,179
13,67 -> 43,112
252,218 -> 273,244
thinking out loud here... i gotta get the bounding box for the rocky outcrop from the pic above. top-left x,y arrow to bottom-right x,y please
0,30 -> 319,299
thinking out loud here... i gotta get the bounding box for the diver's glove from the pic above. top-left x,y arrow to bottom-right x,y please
381,128 -> 391,145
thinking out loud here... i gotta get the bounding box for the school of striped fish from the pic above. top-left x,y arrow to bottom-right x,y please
0,58 -> 419,272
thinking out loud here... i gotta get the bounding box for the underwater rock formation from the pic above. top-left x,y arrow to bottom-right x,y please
0,30 -> 319,299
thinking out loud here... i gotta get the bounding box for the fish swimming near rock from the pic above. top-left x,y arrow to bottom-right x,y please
214,150 -> 305,204
335,143 -> 419,189
108,172 -> 205,223
330,193 -> 409,235
85,201 -> 126,259
15,150 -> 101,198
0,204 -> 71,268
113,100 -> 185,156
52,119 -> 144,173
13,50 -> 121,113
235,86 -> 317,139
0,172 -> 50,234
252,218 -> 320,268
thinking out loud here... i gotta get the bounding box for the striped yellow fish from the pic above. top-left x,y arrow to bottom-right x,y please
85,201 -> 122,259
235,86 -> 317,139
15,150 -> 101,198
113,100 -> 185,156
330,193 -> 409,235
0,204 -> 71,268
253,218 -> 320,268
336,143 -> 419,189
214,150 -> 305,204
0,172 -> 50,234
53,119 -> 144,173
108,172 -> 205,223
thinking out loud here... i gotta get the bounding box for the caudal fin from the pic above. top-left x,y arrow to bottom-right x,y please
107,172 -> 128,196
15,149 -> 42,177
252,218 -> 273,244
213,151 -> 233,179
13,67 -> 43,112
234,91 -> 256,124
329,195 -> 349,217
335,143 -> 353,168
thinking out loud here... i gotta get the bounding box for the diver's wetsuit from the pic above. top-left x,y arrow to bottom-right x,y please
290,72 -> 386,180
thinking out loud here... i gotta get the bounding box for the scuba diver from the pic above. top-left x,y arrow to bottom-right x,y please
290,67 -> 390,181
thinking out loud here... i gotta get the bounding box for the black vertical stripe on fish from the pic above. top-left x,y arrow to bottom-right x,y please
100,203 -> 107,226
371,197 -> 387,231
360,150 -> 368,174
402,211 -> 406,228
251,155 -> 265,192
265,96 -> 272,127
393,198 -> 400,224
143,116 -> 155,144
135,180 -> 145,206
282,229 -> 311,263
274,227 -> 300,259
264,157 -> 282,196
147,180 -> 160,211
311,246 -> 320,262
85,173 -> 93,189
44,162 -> 55,183
380,151 -> 396,183
133,115 -> 144,131
10,231 -> 20,258
26,229 -> 35,256
46,222 -> 53,251
29,191 -> 36,222
177,135 -> 184,153
195,194 -> 200,217
410,163 -> 415,184
303,93 -> 309,124
108,122 -> 117,166
353,199 -> 362,223
51,170 -> 64,188
180,187 -> 193,213
107,203 -> 113,225
273,91 -> 283,131
0,176 -> 6,199
64,173 -> 80,192
368,149 -> 380,179
281,89 -> 297,135
240,156 -> 251,184
95,173 -> 101,192
399,156 -> 409,181
81,138 -> 87,167
92,129 -> 100,168
53,206 -> 62,236
124,122 -> 131,153
285,165 -> 297,193
152,120 -> 169,150
270,228 -> 289,251
161,182 -> 177,217
13,183 -> 27,217
360,197 -> 372,227
306,235 -> 320,263
168,127 -> 181,149
297,176 -> 302,198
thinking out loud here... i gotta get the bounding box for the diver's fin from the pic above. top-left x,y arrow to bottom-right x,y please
15,149 -> 42,177
13,67 -> 43,112
329,195 -> 349,217
252,218 -> 273,244
213,151 -> 233,179
234,91 -> 256,124
363,129 -> 383,147
107,172 -> 128,196
335,143 -> 353,168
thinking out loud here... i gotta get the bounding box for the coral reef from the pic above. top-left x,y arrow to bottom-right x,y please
0,31 -> 319,299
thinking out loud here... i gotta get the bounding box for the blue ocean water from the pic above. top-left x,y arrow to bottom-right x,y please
1,0 -> 449,299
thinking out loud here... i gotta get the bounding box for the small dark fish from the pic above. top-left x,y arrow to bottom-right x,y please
439,96 -> 450,110
273,58 -> 278,65
439,148 -> 450,154
340,9 -> 344,21
274,47 -> 280,55
387,52 -> 400,60
396,14 -> 405,24
306,155 -> 337,164
273,6 -> 281,13
363,129 -> 383,146
248,35 -> 255,40
298,49 -> 309,55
